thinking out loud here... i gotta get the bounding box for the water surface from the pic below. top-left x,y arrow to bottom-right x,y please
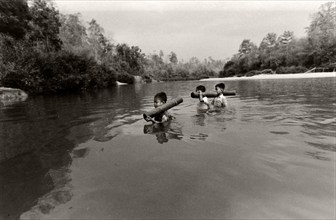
0,78 -> 335,219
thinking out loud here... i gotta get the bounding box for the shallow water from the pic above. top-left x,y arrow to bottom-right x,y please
0,78 -> 335,219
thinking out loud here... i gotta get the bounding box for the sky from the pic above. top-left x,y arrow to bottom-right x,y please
54,0 -> 328,61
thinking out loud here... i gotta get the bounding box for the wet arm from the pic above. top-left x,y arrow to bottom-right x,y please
199,91 -> 204,102
222,96 -> 228,107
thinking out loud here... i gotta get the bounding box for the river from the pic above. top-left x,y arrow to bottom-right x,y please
0,77 -> 335,219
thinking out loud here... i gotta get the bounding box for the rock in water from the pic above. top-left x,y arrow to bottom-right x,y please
0,87 -> 28,105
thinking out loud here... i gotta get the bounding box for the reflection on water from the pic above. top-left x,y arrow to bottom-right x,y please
0,78 -> 335,219
143,121 -> 183,144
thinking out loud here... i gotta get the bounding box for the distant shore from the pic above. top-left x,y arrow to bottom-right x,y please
200,72 -> 336,81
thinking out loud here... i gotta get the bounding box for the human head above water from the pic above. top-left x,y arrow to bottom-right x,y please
154,92 -> 167,107
196,85 -> 206,93
215,83 -> 225,94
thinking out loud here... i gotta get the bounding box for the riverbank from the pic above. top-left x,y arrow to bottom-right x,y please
200,72 -> 336,81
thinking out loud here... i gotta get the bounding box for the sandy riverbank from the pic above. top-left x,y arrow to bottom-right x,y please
200,72 -> 336,81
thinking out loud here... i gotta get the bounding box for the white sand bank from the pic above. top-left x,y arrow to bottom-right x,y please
200,72 -> 336,81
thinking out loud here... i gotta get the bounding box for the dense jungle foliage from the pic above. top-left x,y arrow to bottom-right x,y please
0,0 -> 335,94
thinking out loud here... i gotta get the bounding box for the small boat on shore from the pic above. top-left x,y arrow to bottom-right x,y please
116,81 -> 128,85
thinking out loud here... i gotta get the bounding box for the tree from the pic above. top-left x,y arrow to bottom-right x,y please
159,50 -> 164,60
306,2 -> 336,66
169,51 -> 178,64
86,19 -> 113,63
276,31 -> 295,66
189,57 -> 200,65
28,0 -> 62,51
278,31 -> 294,45
238,39 -> 255,55
220,59 -> 237,77
259,33 -> 277,50
259,33 -> 278,69
0,0 -> 30,39
59,13 -> 87,49
150,53 -> 163,66
115,43 -> 146,75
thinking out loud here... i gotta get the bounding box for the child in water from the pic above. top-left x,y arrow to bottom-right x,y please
211,83 -> 228,107
149,92 -> 172,123
195,85 -> 210,110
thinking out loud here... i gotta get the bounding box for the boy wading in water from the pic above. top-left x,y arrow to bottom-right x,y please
149,92 -> 172,123
211,83 -> 228,107
195,85 -> 210,111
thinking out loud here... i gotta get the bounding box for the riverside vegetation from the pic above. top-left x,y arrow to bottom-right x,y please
0,0 -> 335,94
220,2 -> 335,77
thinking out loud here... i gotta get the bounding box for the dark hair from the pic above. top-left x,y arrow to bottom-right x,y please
215,83 -> 225,90
154,92 -> 167,103
196,85 -> 206,92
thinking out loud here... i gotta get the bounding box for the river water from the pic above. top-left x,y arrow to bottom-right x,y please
0,77 -> 335,219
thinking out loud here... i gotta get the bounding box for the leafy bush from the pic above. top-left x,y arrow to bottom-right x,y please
245,70 -> 258,76
260,69 -> 276,74
1,49 -> 117,94
141,74 -> 153,83
276,66 -> 308,74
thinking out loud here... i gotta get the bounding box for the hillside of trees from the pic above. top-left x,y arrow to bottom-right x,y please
0,0 -> 335,94
219,2 -> 336,77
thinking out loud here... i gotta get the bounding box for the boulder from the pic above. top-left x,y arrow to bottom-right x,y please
0,87 -> 28,105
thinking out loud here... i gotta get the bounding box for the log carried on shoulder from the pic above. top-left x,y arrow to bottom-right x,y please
143,97 -> 183,121
190,91 -> 236,98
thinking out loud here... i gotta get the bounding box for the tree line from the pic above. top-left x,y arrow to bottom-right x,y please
220,2 -> 336,77
0,0 -> 334,94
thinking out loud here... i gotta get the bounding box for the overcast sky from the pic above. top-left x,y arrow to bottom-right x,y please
55,0 -> 327,61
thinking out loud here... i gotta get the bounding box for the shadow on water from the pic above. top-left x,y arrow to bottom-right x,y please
0,138 -> 74,219
0,85 -> 144,219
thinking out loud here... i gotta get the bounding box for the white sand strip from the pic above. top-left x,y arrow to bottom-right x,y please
200,72 -> 336,81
